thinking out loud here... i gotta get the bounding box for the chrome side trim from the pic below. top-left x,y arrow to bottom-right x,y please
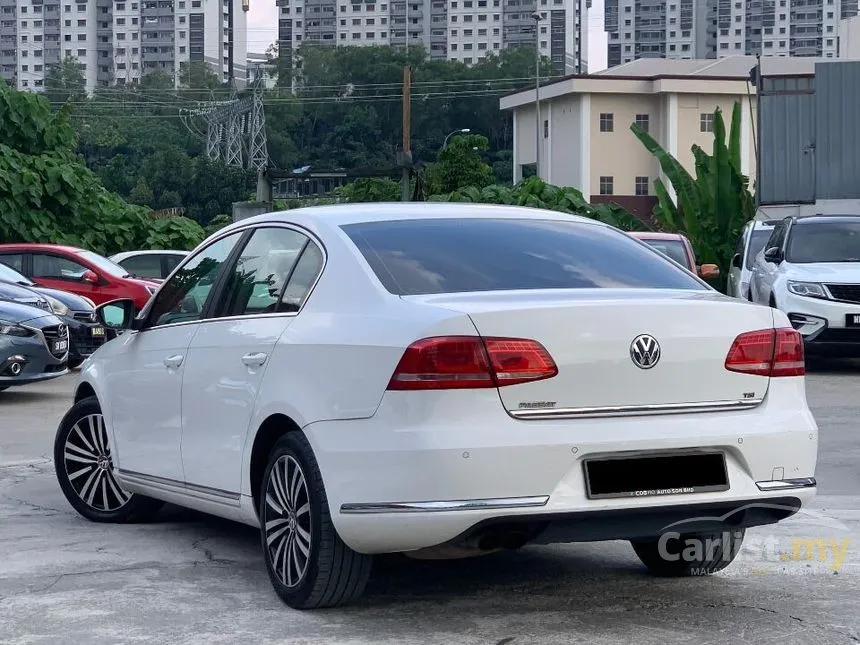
340,495 -> 550,515
509,398 -> 764,420
118,469 -> 241,505
756,477 -> 817,492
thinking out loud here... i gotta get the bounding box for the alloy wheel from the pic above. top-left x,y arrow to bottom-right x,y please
264,454 -> 312,589
62,413 -> 131,512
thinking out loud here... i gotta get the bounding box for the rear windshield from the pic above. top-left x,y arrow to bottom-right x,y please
639,239 -> 691,270
341,218 -> 705,296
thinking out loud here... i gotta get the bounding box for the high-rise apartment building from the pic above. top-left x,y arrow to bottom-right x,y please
604,0 -> 859,67
0,0 -> 248,93
276,0 -> 590,78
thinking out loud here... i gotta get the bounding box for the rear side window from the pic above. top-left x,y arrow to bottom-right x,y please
341,218 -> 705,295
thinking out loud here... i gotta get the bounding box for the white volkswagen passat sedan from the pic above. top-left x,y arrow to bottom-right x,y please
55,204 -> 818,609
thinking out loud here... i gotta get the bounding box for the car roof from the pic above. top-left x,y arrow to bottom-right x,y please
628,231 -> 689,242
0,243 -> 85,254
221,203 -> 600,238
792,214 -> 860,225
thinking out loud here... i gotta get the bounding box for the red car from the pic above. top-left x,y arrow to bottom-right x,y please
628,232 -> 720,280
0,244 -> 160,312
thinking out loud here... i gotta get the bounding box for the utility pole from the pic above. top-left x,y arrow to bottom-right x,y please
532,12 -> 542,178
400,65 -> 412,202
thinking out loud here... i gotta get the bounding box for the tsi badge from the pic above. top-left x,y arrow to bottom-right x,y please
630,334 -> 661,369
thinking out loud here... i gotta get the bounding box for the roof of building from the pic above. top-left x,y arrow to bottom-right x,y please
501,55 -> 856,108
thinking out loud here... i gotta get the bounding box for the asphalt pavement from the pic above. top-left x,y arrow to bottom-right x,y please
1,367 -> 858,645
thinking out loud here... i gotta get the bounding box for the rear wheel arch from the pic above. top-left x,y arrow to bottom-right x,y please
250,413 -> 302,518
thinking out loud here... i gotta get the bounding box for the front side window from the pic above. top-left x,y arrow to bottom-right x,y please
145,232 -> 242,328
342,218 -> 705,296
218,227 -> 310,317
32,253 -> 90,281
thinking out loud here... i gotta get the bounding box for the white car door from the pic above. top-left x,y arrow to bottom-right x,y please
180,225 -> 325,495
107,231 -> 245,482
755,221 -> 789,303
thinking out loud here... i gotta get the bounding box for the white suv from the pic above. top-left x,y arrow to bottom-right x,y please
54,204 -> 818,609
750,214 -> 860,354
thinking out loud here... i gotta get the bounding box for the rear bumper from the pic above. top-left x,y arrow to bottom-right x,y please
303,383 -> 819,554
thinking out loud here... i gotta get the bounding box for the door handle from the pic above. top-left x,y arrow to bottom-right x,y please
163,354 -> 184,369
242,352 -> 268,367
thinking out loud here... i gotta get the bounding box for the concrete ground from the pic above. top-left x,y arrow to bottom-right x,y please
1,366 -> 859,645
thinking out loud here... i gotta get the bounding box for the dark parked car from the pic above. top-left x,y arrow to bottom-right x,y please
0,300 -> 69,391
0,262 -> 107,368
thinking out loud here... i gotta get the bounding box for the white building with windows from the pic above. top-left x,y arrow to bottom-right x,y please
0,0 -> 248,93
276,0 -> 590,77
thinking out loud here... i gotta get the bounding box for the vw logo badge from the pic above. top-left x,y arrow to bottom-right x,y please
630,334 -> 661,369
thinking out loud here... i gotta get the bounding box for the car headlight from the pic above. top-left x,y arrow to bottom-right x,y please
45,295 -> 70,317
0,320 -> 33,337
787,281 -> 829,299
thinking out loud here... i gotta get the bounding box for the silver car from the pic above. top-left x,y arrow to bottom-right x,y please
727,219 -> 778,300
0,300 -> 69,391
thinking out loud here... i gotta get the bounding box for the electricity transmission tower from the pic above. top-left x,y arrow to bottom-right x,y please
180,84 -> 269,172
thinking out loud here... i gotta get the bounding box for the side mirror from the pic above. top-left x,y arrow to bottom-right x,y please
731,253 -> 742,269
82,270 -> 99,284
764,246 -> 783,264
95,298 -> 136,331
699,263 -> 720,280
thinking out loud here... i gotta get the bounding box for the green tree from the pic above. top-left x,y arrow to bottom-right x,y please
425,134 -> 495,194
129,178 -> 155,206
429,176 -> 649,232
44,55 -> 86,107
631,102 -> 754,284
0,82 -> 204,253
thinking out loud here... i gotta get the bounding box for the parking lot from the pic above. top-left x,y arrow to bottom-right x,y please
1,367 -> 859,645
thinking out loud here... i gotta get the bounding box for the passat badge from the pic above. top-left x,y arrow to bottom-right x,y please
630,334 -> 661,369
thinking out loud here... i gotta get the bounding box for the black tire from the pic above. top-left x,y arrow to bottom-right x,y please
54,396 -> 163,523
259,432 -> 373,609
632,528 -> 745,577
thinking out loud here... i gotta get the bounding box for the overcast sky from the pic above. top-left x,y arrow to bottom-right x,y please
246,0 -> 608,72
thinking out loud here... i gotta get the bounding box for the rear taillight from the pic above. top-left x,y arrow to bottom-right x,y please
725,328 -> 805,377
387,336 -> 558,391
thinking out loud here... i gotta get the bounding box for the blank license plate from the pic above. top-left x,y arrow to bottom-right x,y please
584,452 -> 729,500
91,326 -> 105,337
846,314 -> 860,327
53,339 -> 68,353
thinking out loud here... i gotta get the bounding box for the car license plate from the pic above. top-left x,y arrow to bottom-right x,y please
53,339 -> 68,353
91,326 -> 105,337
846,314 -> 860,327
583,452 -> 729,500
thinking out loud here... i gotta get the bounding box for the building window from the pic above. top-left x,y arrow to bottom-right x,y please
700,112 -> 714,132
599,176 -> 614,196
543,119 -> 548,138
635,176 -> 649,196
634,113 -> 649,132
599,113 -> 614,132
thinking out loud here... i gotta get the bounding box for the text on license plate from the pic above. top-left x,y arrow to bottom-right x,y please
848,314 -> 860,327
91,326 -> 105,337
53,339 -> 68,352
